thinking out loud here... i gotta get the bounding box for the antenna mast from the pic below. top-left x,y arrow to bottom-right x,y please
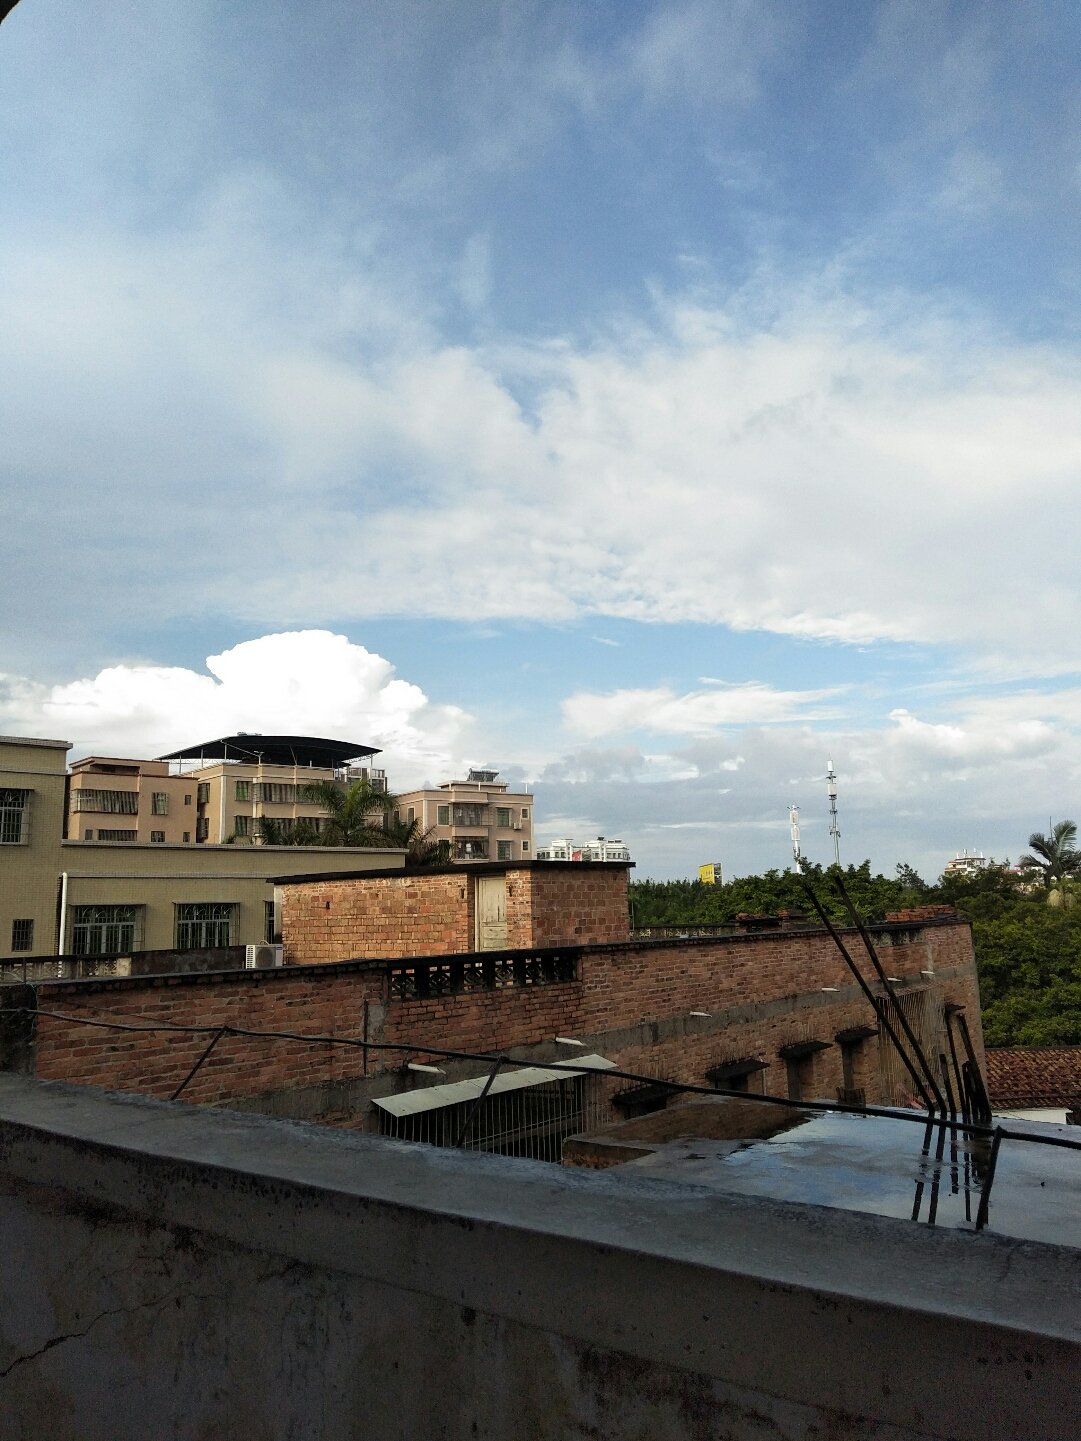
826,756 -> 841,867
789,804 -> 803,873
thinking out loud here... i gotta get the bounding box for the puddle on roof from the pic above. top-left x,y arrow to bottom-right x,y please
621,1110 -> 1081,1247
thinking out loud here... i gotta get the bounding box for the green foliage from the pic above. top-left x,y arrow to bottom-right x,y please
630,853 -> 1081,1047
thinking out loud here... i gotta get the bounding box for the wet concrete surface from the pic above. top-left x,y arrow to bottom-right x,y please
620,1108 -> 1081,1246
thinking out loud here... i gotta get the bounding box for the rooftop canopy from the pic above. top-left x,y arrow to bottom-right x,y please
157,734 -> 380,767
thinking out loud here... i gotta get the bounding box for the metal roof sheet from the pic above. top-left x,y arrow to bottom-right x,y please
373,1054 -> 616,1117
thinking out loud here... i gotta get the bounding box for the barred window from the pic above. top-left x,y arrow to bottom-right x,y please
150,830 -> 165,843
71,905 -> 138,956
496,808 -> 511,827
497,840 -> 512,860
437,805 -> 450,825
195,817 -> 209,841
0,789 -> 28,844
233,814 -> 251,837
235,780 -> 250,801
451,804 -> 487,826
254,782 -> 295,804
176,902 -> 236,949
71,788 -> 138,815
97,829 -> 137,841
11,919 -> 33,952
151,792 -> 168,815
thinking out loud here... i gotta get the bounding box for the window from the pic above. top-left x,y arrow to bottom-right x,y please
184,794 -> 192,806
150,830 -> 165,843
97,829 -> 137,841
182,832 -> 191,843
497,841 -> 513,860
11,919 -> 33,953
151,792 -> 168,815
70,789 -> 138,815
235,780 -> 250,801
195,818 -> 209,841
197,783 -> 210,805
496,808 -> 511,827
254,782 -> 295,804
453,838 -> 488,860
522,842 -> 529,853
265,900 -> 278,943
521,808 -> 529,820
233,814 -> 251,837
176,902 -> 236,949
71,905 -> 138,956
84,828 -> 94,841
451,804 -> 488,826
407,806 -> 415,823
437,805 -> 450,825
0,789 -> 29,844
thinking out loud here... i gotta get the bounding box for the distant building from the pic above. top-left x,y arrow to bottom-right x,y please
943,850 -> 989,878
698,862 -> 723,885
536,835 -> 631,863
394,770 -> 533,863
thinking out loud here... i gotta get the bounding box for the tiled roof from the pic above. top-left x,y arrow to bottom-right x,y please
986,1047 -> 1081,1109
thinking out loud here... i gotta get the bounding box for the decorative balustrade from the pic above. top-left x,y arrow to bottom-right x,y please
386,948 -> 579,1001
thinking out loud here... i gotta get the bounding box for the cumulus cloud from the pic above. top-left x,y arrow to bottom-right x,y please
0,632 -> 470,786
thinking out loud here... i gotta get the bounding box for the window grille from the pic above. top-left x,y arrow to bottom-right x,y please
11,919 -> 33,953
176,902 -> 236,949
0,789 -> 28,844
150,831 -> 165,843
497,841 -> 512,860
254,782 -> 295,804
496,808 -> 511,827
451,804 -> 487,826
235,780 -> 250,801
97,829 -> 137,841
233,814 -> 251,837
151,792 -> 168,815
71,905 -> 138,955
195,818 -> 209,841
71,789 -> 138,815
437,805 -> 450,825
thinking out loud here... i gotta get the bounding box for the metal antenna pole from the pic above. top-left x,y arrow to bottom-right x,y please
827,757 -> 840,867
789,804 -> 802,873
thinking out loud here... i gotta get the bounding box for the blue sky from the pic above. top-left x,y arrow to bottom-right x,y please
3,1 -> 1081,879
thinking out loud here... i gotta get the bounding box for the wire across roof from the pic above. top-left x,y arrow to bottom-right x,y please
157,734 -> 379,767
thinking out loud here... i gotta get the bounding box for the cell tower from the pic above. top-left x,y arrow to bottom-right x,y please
826,756 -> 841,866
789,804 -> 803,873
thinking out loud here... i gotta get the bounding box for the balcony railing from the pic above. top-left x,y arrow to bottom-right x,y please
387,948 -> 579,1000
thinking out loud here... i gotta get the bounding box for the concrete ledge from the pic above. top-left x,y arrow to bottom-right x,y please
0,1075 -> 1079,1439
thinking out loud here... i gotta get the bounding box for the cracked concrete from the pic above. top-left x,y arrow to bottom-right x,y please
1,1074 -> 1080,1440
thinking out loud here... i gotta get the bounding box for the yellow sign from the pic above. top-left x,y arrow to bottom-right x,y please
698,863 -> 722,885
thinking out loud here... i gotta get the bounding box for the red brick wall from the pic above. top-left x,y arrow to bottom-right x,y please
13,917 -> 983,1117
282,872 -> 473,964
282,864 -> 631,963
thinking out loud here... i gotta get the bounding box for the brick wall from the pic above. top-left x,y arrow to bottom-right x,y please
986,1046 -> 1081,1109
4,915 -> 983,1121
282,863 -> 631,963
281,871 -> 473,964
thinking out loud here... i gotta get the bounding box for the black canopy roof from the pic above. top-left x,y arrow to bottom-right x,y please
157,734 -> 379,767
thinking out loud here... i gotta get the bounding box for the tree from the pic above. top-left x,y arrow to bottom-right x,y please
383,815 -> 452,866
1020,820 -> 1081,891
298,777 -> 397,848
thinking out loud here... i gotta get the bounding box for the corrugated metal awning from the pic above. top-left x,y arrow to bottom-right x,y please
373,1054 -> 616,1118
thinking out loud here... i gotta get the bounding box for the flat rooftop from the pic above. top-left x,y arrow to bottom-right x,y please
611,1107 -> 1081,1248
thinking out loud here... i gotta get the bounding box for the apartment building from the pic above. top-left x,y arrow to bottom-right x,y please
536,835 -> 631,862
394,771 -> 533,863
0,734 -> 402,961
67,756 -> 196,844
156,734 -> 386,844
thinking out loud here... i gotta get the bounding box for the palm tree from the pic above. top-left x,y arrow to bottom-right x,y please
300,777 -> 398,848
1021,820 -> 1081,891
383,814 -> 452,866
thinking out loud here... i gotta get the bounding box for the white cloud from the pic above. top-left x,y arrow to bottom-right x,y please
0,632 -> 470,787
562,681 -> 846,739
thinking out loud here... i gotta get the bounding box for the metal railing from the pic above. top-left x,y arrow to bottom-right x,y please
385,948 -> 579,1000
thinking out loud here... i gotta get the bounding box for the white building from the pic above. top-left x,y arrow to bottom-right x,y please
536,836 -> 631,863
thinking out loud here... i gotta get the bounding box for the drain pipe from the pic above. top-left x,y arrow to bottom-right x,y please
57,871 -> 69,956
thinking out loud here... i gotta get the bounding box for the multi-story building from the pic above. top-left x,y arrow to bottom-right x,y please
0,733 -> 402,961
67,756 -> 196,845
157,734 -> 386,845
394,771 -> 533,863
943,850 -> 989,878
536,836 -> 631,863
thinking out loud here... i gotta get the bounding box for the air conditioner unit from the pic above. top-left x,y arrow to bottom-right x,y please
512,821 -> 523,831
245,943 -> 283,969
